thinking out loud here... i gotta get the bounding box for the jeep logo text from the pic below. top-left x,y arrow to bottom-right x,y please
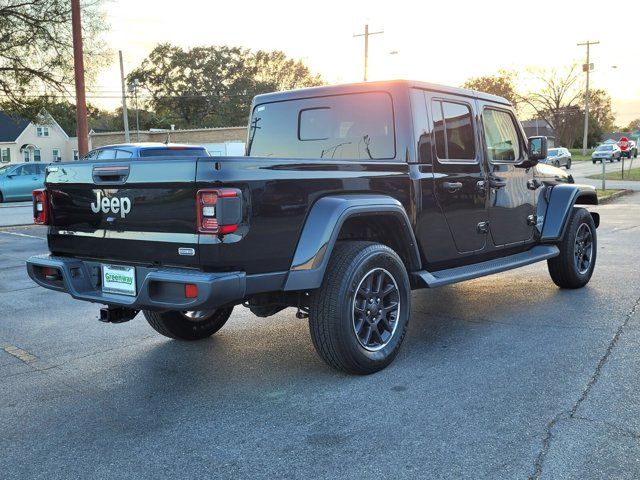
91,191 -> 131,218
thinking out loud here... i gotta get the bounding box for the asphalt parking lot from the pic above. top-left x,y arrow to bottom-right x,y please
1,194 -> 639,479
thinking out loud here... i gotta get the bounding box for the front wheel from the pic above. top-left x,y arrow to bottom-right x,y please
547,207 -> 597,289
144,307 -> 233,340
309,241 -> 411,374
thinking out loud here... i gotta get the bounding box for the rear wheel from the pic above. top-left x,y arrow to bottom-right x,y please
566,159 -> 572,169
554,160 -> 560,168
547,207 -> 596,289
309,241 -> 411,374
144,307 -> 233,340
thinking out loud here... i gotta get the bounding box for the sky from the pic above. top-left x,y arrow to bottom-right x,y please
92,0 -> 640,126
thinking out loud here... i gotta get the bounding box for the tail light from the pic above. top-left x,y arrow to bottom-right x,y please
33,189 -> 50,225
184,283 -> 198,298
196,188 -> 242,235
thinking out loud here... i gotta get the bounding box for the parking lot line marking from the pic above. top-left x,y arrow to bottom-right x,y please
3,344 -> 38,364
0,231 -> 45,240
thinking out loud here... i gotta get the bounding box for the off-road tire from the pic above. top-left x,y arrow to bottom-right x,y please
547,207 -> 597,289
144,307 -> 233,340
309,241 -> 411,375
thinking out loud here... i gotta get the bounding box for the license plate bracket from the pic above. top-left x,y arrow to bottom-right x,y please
102,264 -> 136,296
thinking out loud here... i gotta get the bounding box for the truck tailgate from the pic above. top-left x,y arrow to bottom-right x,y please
46,159 -> 199,268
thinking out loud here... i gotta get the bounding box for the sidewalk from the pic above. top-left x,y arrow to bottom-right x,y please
0,202 -> 33,227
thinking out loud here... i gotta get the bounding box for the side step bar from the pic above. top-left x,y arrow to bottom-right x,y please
414,245 -> 560,288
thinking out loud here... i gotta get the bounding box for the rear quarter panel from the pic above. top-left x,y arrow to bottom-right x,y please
196,158 -> 413,274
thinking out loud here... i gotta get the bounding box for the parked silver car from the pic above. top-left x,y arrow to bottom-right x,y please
592,144 -> 621,163
542,147 -> 572,169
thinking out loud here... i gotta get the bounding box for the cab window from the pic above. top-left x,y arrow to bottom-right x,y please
432,100 -> 476,161
482,108 -> 522,162
248,92 -> 396,160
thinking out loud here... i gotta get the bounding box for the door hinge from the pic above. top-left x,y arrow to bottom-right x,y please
527,179 -> 542,190
527,215 -> 537,226
477,221 -> 489,234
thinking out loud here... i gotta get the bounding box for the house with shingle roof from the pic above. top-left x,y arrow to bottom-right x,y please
0,110 -> 78,164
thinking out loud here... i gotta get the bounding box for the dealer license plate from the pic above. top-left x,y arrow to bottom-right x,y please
102,264 -> 137,296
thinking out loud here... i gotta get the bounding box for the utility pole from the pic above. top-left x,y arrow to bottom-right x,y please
353,24 -> 383,82
119,51 -> 130,143
127,79 -> 140,141
578,40 -> 599,156
71,0 -> 89,156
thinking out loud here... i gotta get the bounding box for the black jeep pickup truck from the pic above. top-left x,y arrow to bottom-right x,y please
27,80 -> 599,374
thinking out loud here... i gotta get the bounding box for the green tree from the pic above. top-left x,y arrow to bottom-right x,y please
0,0 -> 108,115
581,89 -> 616,147
128,44 -> 323,128
625,118 -> 640,132
462,70 -> 520,109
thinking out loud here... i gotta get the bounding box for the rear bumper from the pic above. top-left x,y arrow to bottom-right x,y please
26,254 -> 246,311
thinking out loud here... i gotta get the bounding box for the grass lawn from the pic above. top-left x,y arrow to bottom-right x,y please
588,167 -> 640,181
569,148 -> 594,161
596,189 -> 624,200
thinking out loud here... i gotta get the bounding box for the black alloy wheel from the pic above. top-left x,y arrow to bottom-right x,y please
574,223 -> 594,275
352,268 -> 401,351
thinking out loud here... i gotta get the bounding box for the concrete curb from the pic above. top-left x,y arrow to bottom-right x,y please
598,189 -> 635,204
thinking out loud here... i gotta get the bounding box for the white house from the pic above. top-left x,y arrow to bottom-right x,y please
0,110 -> 78,165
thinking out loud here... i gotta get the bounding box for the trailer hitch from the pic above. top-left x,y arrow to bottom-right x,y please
99,306 -> 139,323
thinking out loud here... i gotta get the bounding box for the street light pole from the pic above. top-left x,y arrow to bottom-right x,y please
71,0 -> 89,156
578,40 -> 600,156
354,24 -> 383,82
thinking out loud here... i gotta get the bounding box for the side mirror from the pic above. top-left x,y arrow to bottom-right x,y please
528,136 -> 548,161
6,174 -> 15,179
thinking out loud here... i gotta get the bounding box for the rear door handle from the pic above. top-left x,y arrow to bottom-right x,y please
442,181 -> 463,192
489,177 -> 507,189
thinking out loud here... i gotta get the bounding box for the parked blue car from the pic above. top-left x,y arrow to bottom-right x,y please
0,163 -> 47,202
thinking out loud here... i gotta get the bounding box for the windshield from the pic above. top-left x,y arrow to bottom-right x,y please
0,164 -> 14,175
597,145 -> 613,151
547,149 -> 559,156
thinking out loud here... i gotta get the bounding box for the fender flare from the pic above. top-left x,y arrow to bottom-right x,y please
539,184 -> 598,242
283,194 -> 421,291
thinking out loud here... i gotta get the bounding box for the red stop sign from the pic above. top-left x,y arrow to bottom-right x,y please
619,136 -> 629,151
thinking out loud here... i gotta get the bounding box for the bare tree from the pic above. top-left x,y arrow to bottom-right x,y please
0,0 -> 108,115
518,66 -> 585,146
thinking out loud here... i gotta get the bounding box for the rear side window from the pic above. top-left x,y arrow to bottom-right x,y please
482,108 -> 521,162
116,150 -> 133,159
140,148 -> 206,157
432,100 -> 476,161
97,149 -> 117,160
248,92 -> 395,160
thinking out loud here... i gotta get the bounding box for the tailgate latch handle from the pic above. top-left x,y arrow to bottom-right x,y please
92,165 -> 130,184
